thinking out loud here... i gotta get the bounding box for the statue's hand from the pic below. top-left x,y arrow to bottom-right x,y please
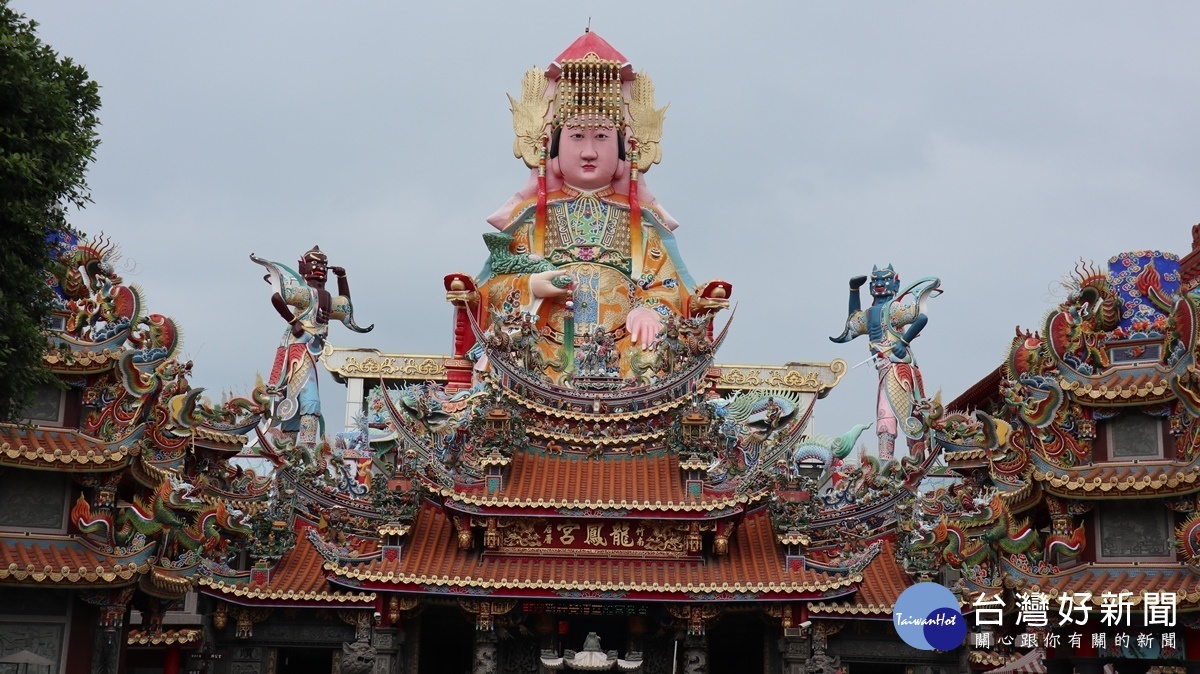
290,321 -> 305,338
892,342 -> 908,360
329,266 -> 346,278
850,275 -> 868,290
530,269 -> 570,299
627,307 -> 664,348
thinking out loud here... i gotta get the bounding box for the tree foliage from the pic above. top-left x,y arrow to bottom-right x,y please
0,1 -> 100,420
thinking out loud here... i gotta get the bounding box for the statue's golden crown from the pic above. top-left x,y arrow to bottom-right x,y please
508,31 -> 666,173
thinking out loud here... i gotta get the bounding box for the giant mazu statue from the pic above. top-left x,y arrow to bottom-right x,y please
0,31 -> 1004,674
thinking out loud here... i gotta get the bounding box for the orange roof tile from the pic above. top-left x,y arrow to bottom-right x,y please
200,533 -> 374,606
808,539 -> 913,617
948,366 -> 1002,414
1003,561 -> 1200,606
1060,370 -> 1172,403
442,451 -> 744,513
330,504 -> 856,600
1183,243 -> 1200,285
0,424 -> 133,471
42,344 -> 123,373
1034,459 -> 1200,497
0,536 -> 148,586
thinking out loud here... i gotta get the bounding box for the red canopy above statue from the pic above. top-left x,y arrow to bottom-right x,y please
548,30 -> 635,81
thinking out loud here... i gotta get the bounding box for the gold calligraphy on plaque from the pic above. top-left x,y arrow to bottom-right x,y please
610,522 -> 634,548
584,524 -> 606,547
557,523 -> 580,545
496,519 -> 687,557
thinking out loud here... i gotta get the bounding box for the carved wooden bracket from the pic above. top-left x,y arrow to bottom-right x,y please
452,516 -> 474,550
666,603 -> 721,635
459,599 -> 517,631
338,609 -> 373,642
386,595 -> 422,624
79,587 -> 135,629
226,606 -> 272,639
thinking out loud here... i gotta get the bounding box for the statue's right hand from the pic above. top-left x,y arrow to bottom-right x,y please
849,275 -> 868,290
530,269 -> 570,299
290,322 -> 305,338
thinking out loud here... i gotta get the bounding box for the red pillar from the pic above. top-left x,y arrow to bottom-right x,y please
1074,623 -> 1097,658
1184,625 -> 1200,659
162,645 -> 180,674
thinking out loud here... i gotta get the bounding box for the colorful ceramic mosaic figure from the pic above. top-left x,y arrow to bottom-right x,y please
455,31 -> 730,380
253,246 -> 371,459
832,265 -> 940,459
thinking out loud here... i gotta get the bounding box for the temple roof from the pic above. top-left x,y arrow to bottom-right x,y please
807,539 -> 913,618
948,365 -> 1001,414
200,533 -> 375,607
1001,559 -> 1200,608
0,535 -> 151,587
1030,453 -> 1200,498
126,629 -> 202,647
329,504 -> 859,600
441,450 -> 746,515
0,424 -> 136,471
42,342 -> 123,374
1059,368 -> 1173,405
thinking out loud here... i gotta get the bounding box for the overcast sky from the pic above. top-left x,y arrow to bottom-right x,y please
22,2 -> 1200,447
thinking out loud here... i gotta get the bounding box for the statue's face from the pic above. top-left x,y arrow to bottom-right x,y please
870,267 -> 899,299
558,122 -> 620,191
302,255 -> 328,286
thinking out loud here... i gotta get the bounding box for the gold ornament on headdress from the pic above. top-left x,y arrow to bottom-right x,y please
628,71 -> 666,172
553,52 -> 623,129
508,67 -> 550,169
507,46 -> 669,171
301,245 -> 327,264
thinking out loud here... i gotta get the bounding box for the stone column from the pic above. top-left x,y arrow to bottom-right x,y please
472,630 -> 498,674
80,589 -> 132,674
681,634 -> 707,674
371,626 -> 404,674
777,635 -> 809,674
90,626 -> 120,674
